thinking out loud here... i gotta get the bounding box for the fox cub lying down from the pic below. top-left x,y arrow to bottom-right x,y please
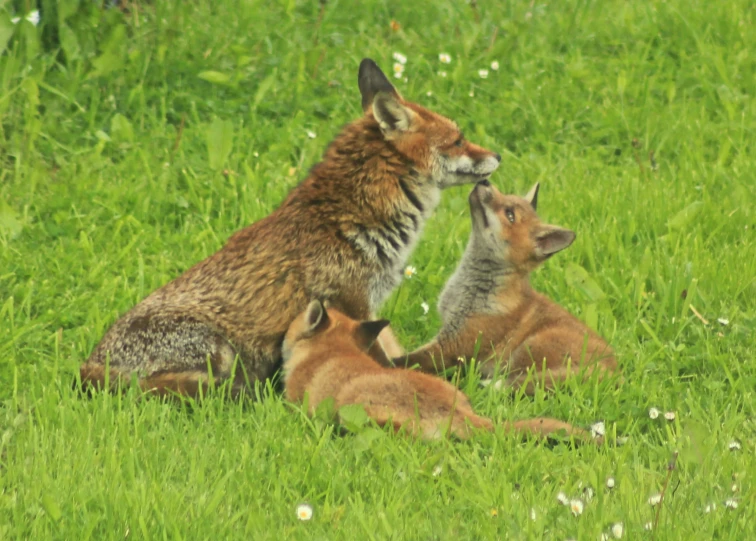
283,300 -> 592,442
399,181 -> 618,393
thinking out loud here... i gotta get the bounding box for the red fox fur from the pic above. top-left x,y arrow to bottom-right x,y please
399,182 -> 618,393
283,301 -> 593,442
80,59 -> 501,397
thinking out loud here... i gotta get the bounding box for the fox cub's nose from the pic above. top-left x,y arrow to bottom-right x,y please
493,153 -> 502,162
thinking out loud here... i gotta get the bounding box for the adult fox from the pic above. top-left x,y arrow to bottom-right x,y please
398,181 -> 617,393
80,59 -> 501,397
283,301 -> 590,442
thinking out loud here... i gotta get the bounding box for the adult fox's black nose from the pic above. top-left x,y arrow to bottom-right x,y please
493,153 -> 502,162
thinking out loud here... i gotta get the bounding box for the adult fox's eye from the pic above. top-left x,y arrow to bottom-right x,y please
505,208 -> 515,223
454,138 -> 464,147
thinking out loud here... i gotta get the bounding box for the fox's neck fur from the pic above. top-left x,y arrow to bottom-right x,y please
438,241 -> 532,337
284,116 -> 440,310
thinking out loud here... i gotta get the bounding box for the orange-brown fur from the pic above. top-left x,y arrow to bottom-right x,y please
400,182 -> 618,393
80,363 -> 217,398
283,301 -> 593,442
80,59 -> 500,397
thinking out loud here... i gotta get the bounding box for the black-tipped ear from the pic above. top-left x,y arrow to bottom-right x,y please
355,319 -> 391,351
524,182 -> 540,211
535,226 -> 576,259
358,58 -> 399,111
304,300 -> 329,334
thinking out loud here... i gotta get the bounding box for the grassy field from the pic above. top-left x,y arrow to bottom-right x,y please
1,0 -> 754,538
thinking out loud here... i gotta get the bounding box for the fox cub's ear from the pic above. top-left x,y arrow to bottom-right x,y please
304,300 -> 330,334
524,182 -> 540,211
534,225 -> 576,259
358,58 -> 400,111
355,320 -> 391,351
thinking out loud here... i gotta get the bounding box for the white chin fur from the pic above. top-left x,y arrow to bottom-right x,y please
436,155 -> 500,187
476,156 -> 501,176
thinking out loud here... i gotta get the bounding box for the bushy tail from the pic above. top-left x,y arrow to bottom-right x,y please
77,364 -> 239,399
503,417 -> 597,444
77,363 -> 123,394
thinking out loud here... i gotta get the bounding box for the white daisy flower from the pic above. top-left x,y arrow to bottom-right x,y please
439,53 -> 452,64
421,301 -> 430,315
490,60 -> 500,71
438,71 -> 447,78
404,265 -> 416,279
12,10 -> 40,26
26,10 -> 40,26
468,91 -> 475,97
392,52 -> 407,65
569,499 -> 584,516
648,493 -> 662,506
478,69 -> 489,79
664,411 -> 676,421
728,440 -> 741,451
724,498 -> 738,509
731,483 -> 738,493
305,130 -> 317,139
644,522 -> 653,531
426,91 -> 433,97
530,507 -> 537,521
717,317 -> 729,325
606,477 -> 615,489
590,421 -> 605,438
296,503 -> 313,521
611,522 -> 624,539
704,502 -> 716,513
556,491 -> 569,505
393,62 -> 405,79
648,407 -> 660,419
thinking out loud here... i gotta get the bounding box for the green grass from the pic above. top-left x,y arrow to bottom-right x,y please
1,0 -> 755,538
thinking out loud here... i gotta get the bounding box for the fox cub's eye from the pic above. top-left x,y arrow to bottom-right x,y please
505,208 -> 515,224
454,137 -> 464,147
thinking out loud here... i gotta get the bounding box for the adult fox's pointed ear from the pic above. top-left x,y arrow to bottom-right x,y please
372,92 -> 414,135
359,59 -> 413,135
524,182 -> 540,211
358,58 -> 399,111
304,300 -> 329,334
534,225 -> 576,260
355,319 -> 391,351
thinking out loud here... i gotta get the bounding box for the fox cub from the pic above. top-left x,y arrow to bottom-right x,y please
283,300 -> 591,442
400,181 -> 617,393
80,58 -> 501,397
